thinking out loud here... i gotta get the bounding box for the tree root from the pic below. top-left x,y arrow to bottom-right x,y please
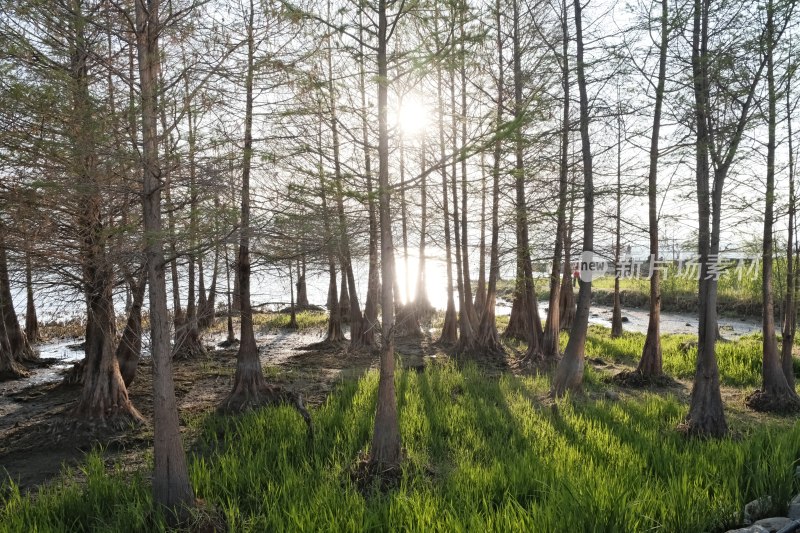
300,339 -> 345,352
350,450 -> 405,495
218,338 -> 239,348
610,370 -> 676,388
217,384 -> 313,440
745,389 -> 800,414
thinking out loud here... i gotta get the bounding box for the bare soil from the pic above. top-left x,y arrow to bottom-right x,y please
0,329 -> 444,493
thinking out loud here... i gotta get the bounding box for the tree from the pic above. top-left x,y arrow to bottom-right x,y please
552,0 -> 594,397
781,54 -> 798,389
474,0 -> 507,357
637,0 -> 669,377
746,0 -> 799,413
221,0 -> 283,409
134,0 -> 195,516
506,0 -> 543,352
684,0 -> 768,437
541,0 -> 570,360
368,0 -> 401,470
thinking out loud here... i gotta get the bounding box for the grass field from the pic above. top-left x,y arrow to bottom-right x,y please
2,325 -> 799,532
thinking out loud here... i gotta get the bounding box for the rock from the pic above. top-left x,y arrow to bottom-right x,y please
753,517 -> 792,532
621,316 -> 630,323
788,494 -> 800,520
604,390 -> 619,401
685,322 -> 692,327
744,497 -> 773,525
724,526 -> 769,533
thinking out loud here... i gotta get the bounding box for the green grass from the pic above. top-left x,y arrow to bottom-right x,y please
3,362 -> 800,532
252,310 -> 328,331
576,325 -> 796,388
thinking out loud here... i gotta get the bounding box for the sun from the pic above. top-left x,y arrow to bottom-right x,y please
395,94 -> 429,137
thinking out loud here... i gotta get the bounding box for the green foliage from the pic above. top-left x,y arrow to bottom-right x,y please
4,363 -> 800,532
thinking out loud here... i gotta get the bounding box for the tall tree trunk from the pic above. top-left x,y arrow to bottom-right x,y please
134,0 -> 195,515
296,256 -> 309,308
747,0 -> 799,412
198,255 -> 207,323
159,75 -> 184,349
0,232 -> 34,364
66,0 -> 137,424
559,173 -> 577,330
450,56 -> 475,353
437,40 -> 458,346
509,0 -> 543,356
781,64 -> 797,388
175,74 -> 206,359
116,273 -> 146,387
220,0 -> 277,410
24,250 -> 39,343
638,0 -> 669,376
339,274 -> 351,323
395,129 -> 420,338
225,241 -> 236,344
474,152 -> 487,317
552,0 -> 593,396
0,229 -> 28,379
611,103 -> 623,338
359,11 -> 379,349
459,5 -> 478,331
369,0 -> 401,469
685,0 -> 727,437
199,239 -> 219,329
475,0 -> 505,357
288,262 -> 298,329
542,0 -> 570,359
319,124 -> 345,345
415,137 -> 433,318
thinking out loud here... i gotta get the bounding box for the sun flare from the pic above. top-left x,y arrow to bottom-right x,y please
396,95 -> 429,136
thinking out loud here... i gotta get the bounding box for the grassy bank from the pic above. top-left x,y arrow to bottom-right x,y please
496,271 -> 766,318
3,325 -> 800,532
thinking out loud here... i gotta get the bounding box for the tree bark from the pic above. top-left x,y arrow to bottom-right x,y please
415,137 -> 433,318
552,0 -> 593,396
174,74 -> 206,359
296,256 -> 309,308
542,0 -> 570,359
358,11 -> 379,350
685,0 -> 727,437
0,230 -> 27,379
474,152 -> 487,318
459,5 -> 478,331
0,230 -> 34,364
559,178 -> 577,330
369,0 -> 401,469
475,0 -> 505,357
116,273 -> 146,388
747,0 -> 799,412
450,53 -> 475,353
638,0 -> 669,377
436,38 -> 458,346
134,0 -> 195,516
611,104 -> 623,338
24,250 -> 39,343
219,0 -> 275,412
508,0 -> 543,356
781,63 -> 797,388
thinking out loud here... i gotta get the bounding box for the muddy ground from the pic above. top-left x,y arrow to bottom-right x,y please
0,325 -> 462,492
